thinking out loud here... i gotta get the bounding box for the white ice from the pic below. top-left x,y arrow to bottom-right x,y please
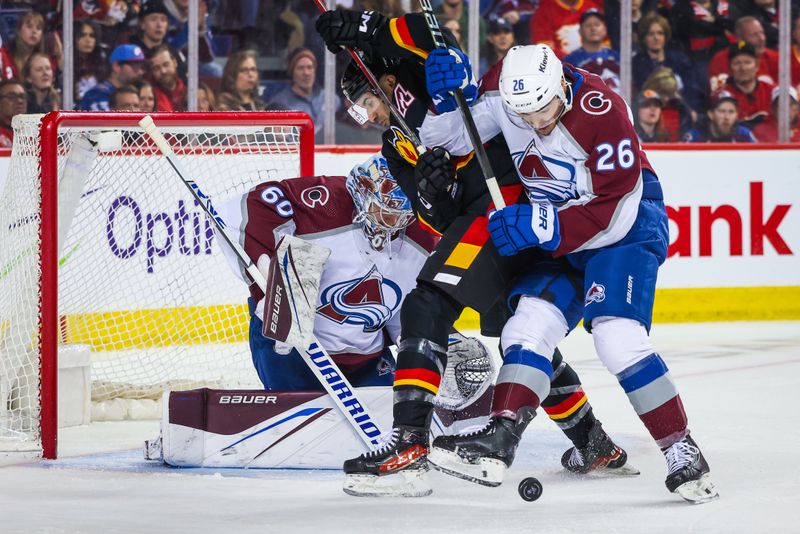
2,322 -> 799,534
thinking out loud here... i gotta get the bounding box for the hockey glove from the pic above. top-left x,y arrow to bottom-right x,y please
415,147 -> 462,230
315,10 -> 385,56
487,202 -> 561,256
425,48 -> 478,113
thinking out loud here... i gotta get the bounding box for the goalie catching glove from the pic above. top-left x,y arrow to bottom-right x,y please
315,10 -> 386,56
424,48 -> 478,113
487,202 -> 561,256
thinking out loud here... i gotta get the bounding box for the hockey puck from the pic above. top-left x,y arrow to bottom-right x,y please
518,477 -> 543,502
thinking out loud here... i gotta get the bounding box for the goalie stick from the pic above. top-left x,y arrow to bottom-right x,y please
417,0 -> 506,209
138,115 -> 383,449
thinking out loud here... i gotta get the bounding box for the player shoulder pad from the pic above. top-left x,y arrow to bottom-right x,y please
257,175 -> 355,235
562,68 -> 636,152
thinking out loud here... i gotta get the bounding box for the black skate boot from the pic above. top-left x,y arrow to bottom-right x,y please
561,421 -> 640,476
342,425 -> 431,497
427,413 -> 532,487
663,434 -> 719,504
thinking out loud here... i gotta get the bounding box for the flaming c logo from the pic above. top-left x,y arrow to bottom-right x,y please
389,127 -> 419,165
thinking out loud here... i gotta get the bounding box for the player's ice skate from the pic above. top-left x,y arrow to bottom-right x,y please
663,435 -> 719,504
428,415 -> 529,487
560,421 -> 640,476
342,425 -> 432,497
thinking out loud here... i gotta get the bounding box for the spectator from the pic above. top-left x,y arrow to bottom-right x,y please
606,0 -> 658,50
148,44 -> 187,111
440,15 -> 465,50
564,9 -> 621,93
267,48 -> 340,137
130,0 -> 171,57
79,44 -> 146,111
74,19 -> 109,101
2,11 -> 47,80
138,80 -> 157,111
109,84 -> 141,111
217,50 -> 265,111
197,81 -> 216,112
753,86 -> 800,142
480,18 -> 516,76
529,0 -> 604,58
0,79 -> 27,147
487,0 -> 538,44
1,35 -> 15,80
164,0 -> 221,77
720,41 -> 773,128
670,0 -> 734,108
708,16 -> 779,92
642,66 -> 696,140
633,13 -> 700,110
73,0 -> 131,43
634,89 -> 671,142
684,89 -> 756,142
23,52 -> 59,113
437,0 -> 486,53
794,15 -> 800,88
732,0 -> 779,49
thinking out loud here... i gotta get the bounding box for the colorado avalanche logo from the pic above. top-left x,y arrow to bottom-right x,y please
579,90 -> 612,116
317,266 -> 402,332
585,282 -> 606,305
513,139 -> 578,204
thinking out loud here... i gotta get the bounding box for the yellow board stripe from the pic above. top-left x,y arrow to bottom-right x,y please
389,18 -> 429,59
444,242 -> 482,270
547,395 -> 588,420
56,286 -> 800,352
61,304 -> 250,351
393,379 -> 439,394
453,286 -> 800,331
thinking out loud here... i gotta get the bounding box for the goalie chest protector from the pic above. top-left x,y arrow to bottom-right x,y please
230,175 -> 437,358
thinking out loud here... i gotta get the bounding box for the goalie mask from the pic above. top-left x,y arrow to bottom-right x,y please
346,154 -> 415,251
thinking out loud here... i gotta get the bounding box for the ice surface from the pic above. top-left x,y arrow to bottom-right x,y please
2,322 -> 799,533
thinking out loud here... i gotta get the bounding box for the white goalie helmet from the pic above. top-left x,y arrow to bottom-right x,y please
499,44 -> 572,116
346,153 -> 415,251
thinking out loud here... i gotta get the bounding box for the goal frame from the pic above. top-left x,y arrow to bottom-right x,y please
36,111 -> 315,459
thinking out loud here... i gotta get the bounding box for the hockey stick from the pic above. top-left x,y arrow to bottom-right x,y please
138,116 -> 383,449
311,0 -> 424,152
417,0 -> 506,209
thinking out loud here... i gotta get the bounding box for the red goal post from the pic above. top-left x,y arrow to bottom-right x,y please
1,111 -> 314,460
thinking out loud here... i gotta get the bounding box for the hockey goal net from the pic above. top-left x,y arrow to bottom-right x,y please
0,112 -> 314,459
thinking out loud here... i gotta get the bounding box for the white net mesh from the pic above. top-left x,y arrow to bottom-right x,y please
0,113 -> 310,454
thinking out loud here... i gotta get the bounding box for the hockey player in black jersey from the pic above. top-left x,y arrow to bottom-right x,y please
317,9 -> 634,495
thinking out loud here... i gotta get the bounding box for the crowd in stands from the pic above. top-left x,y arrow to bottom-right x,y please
0,0 -> 799,147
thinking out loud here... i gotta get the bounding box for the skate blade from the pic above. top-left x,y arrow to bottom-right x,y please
675,474 -> 719,504
342,471 -> 432,498
428,447 -> 506,487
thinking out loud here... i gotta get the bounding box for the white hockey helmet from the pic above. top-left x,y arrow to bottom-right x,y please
499,44 -> 571,116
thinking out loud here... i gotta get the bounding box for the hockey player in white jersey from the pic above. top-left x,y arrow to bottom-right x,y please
419,44 -> 718,504
217,154 -> 442,391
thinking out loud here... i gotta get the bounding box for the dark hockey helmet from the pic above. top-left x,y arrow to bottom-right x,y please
340,55 -> 394,104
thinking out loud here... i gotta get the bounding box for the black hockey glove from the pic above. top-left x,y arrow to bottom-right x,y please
415,147 -> 462,231
416,147 -> 456,197
315,10 -> 386,56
